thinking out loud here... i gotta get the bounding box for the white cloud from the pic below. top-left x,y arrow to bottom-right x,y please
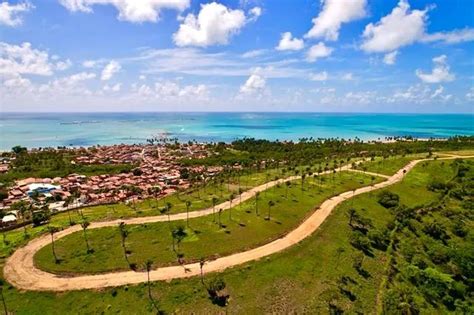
466,87 -> 474,101
342,73 -> 354,80
305,0 -> 367,41
64,72 -> 96,84
103,83 -> 121,92
82,60 -> 97,68
416,55 -> 455,83
173,2 -> 250,47
101,60 -> 121,81
309,71 -> 328,81
0,1 -> 33,27
56,59 -> 72,71
421,28 -> 474,44
133,80 -> 209,101
306,42 -> 333,62
383,51 -> 398,65
139,74 -> 147,80
240,68 -> 266,95
241,49 -> 267,58
276,32 -> 304,51
430,85 -> 443,98
249,6 -> 261,20
361,0 -> 428,53
3,74 -> 31,88
0,42 -> 54,76
58,0 -> 189,23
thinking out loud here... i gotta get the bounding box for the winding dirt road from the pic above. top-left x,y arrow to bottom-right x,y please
5,156 -> 469,291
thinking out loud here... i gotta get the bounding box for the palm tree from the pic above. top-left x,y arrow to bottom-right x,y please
144,259 -> 160,312
19,203 -> 29,238
80,219 -> 92,253
211,197 -> 218,222
118,222 -> 130,265
301,174 -> 306,191
199,257 -> 205,285
185,200 -> 191,227
228,193 -> 235,221
218,209 -> 223,228
171,225 -> 187,253
266,200 -> 275,221
48,225 -> 60,263
255,192 -> 260,216
285,181 -> 291,198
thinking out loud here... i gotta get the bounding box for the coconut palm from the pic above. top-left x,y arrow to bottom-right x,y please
48,225 -> 60,263
301,174 -> 306,191
80,219 -> 92,253
266,200 -> 275,221
199,257 -> 206,285
255,192 -> 260,216
218,209 -> 223,228
211,197 -> 218,222
285,181 -> 291,198
19,203 -> 29,238
118,222 -> 130,265
171,225 -> 187,253
144,259 -> 160,312
228,193 -> 235,221
185,200 -> 191,227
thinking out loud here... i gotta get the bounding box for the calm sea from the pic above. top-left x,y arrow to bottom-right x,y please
1,112 -> 473,150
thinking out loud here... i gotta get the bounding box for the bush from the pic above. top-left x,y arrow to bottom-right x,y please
32,210 -> 50,227
378,191 -> 400,209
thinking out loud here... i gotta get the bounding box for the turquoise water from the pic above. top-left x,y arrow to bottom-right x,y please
0,112 -> 473,149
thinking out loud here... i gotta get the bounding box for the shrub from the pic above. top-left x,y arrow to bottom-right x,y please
378,191 -> 400,209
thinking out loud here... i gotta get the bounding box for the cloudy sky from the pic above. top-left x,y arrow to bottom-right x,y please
0,0 -> 473,112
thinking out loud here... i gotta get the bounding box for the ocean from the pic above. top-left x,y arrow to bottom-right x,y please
1,112 -> 473,150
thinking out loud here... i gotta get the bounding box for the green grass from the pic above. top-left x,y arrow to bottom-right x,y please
34,171 -> 381,274
2,158 -> 467,314
358,154 -> 426,176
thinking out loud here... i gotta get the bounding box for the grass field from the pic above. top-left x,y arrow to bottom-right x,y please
0,157 -> 470,314
34,171 -> 381,274
357,154 -> 426,175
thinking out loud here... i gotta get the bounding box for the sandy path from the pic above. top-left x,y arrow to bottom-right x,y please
5,156 -> 469,291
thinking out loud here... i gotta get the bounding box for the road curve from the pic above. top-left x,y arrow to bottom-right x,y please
5,156 -> 469,291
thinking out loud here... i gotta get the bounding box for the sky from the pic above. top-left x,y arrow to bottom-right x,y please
0,0 -> 473,113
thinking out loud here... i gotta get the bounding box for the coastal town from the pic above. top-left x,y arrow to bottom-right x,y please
0,143 -> 223,225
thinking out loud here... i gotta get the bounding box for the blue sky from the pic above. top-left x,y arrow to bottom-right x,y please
0,0 -> 473,112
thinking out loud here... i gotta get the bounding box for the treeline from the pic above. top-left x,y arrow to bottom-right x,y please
182,136 -> 474,166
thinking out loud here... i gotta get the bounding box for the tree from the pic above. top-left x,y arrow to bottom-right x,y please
228,193 -> 235,221
378,191 -> 400,209
118,222 -> 130,265
80,219 -> 93,253
48,225 -> 60,263
171,225 -> 187,253
199,257 -> 206,285
285,181 -> 291,198
185,200 -> 192,227
347,208 -> 357,228
211,197 -> 218,223
207,277 -> 229,306
144,259 -> 160,312
255,192 -> 260,216
266,200 -> 275,221
301,174 -> 306,191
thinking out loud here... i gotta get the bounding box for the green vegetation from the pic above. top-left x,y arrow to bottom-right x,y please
34,171 -> 380,274
357,154 -> 425,175
0,149 -> 133,185
0,142 -> 472,314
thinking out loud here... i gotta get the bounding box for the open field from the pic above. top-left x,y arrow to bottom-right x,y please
0,155 -> 472,314
34,171 -> 379,274
357,154 -> 427,176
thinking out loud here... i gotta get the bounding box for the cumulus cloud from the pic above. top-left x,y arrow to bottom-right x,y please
276,32 -> 304,51
416,55 -> 455,83
58,0 -> 189,23
421,28 -> 474,44
309,71 -> 328,81
0,42 -> 55,76
240,68 -> 266,95
466,87 -> 474,101
103,83 -> 121,92
383,51 -> 398,65
361,0 -> 428,53
82,60 -> 97,68
241,49 -> 267,58
56,59 -> 72,71
430,85 -> 443,98
0,1 -> 33,27
133,80 -> 209,100
101,60 -> 121,81
173,2 -> 258,47
306,42 -> 333,62
305,0 -> 367,41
